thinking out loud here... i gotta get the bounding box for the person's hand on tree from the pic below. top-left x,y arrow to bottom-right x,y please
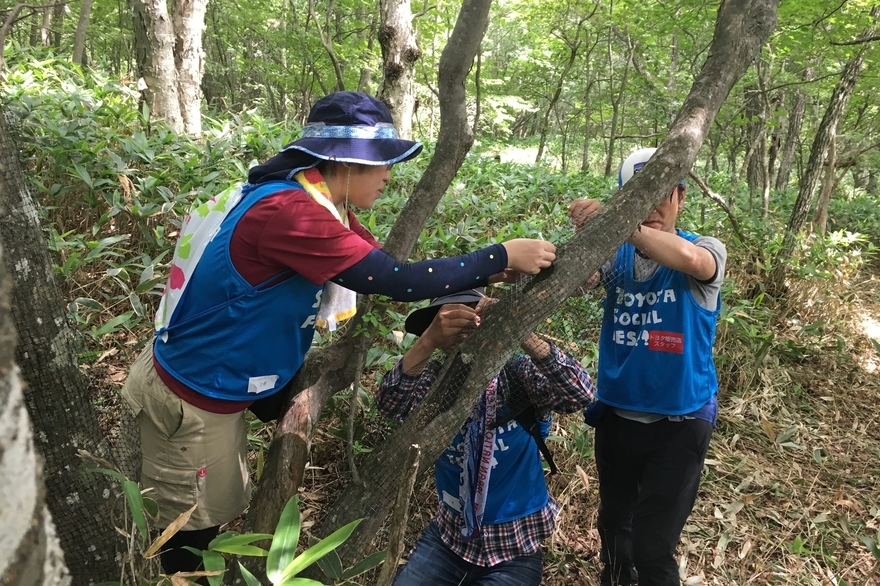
568,198 -> 602,230
488,268 -> 522,284
422,304 -> 479,352
501,239 -> 556,274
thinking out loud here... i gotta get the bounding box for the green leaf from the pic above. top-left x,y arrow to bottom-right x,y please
87,467 -> 126,483
72,162 -> 93,188
276,578 -> 325,586
861,535 -> 880,560
135,276 -> 166,294
122,480 -> 147,545
129,292 -> 145,317
211,544 -> 269,557
238,562 -> 263,586
74,297 -> 105,311
93,311 -> 134,336
267,496 -> 302,582
203,550 -> 227,586
316,550 -> 343,580
340,550 -> 386,580
209,532 -> 274,550
142,497 -> 159,519
277,519 -> 362,583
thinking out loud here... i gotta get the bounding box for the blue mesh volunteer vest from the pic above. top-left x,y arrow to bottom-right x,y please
154,181 -> 322,401
597,229 -> 720,415
434,404 -> 551,525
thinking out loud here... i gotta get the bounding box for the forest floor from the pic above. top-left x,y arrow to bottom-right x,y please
86,267 -> 880,586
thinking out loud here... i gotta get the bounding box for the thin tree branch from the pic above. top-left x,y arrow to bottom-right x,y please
689,171 -> 746,243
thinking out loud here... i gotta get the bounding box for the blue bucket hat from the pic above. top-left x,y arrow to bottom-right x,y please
248,91 -> 423,184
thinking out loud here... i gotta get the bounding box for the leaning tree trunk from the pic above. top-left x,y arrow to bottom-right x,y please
775,77 -> 808,191
813,133 -> 836,235
771,47 -> 867,289
0,108 -> 123,584
130,0 -> 185,132
316,0 -> 779,570
172,0 -> 207,137
235,0 -> 495,565
0,238 -> 71,586
71,0 -> 94,66
378,0 -> 422,139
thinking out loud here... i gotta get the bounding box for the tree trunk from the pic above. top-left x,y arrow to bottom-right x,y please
771,48 -> 867,288
472,44 -> 481,135
40,1 -> 52,46
51,1 -> 64,47
536,20 -> 584,163
774,80 -> 808,191
172,0 -> 207,137
316,0 -> 779,572
813,133 -> 836,235
0,236 -> 71,586
0,106 -> 123,584
72,0 -> 94,66
852,162 -> 868,189
744,84 -> 767,212
603,31 -> 633,176
582,60 -> 594,171
378,0 -> 421,140
308,0 -> 345,91
130,0 -> 185,132
868,170 -> 878,195
356,7 -> 377,94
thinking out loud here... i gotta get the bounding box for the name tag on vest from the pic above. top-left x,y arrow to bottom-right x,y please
248,375 -> 279,394
648,330 -> 684,354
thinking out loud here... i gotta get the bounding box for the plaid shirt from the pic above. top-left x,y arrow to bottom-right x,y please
377,343 -> 594,566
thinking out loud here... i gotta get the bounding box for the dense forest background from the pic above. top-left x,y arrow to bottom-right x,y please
1,0 -> 880,584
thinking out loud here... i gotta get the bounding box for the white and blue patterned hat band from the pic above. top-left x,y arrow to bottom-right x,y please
299,122 -> 400,140
247,91 -> 423,184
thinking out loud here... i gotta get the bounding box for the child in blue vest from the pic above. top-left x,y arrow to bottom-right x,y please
377,288 -> 594,585
121,91 -> 557,578
569,147 -> 727,586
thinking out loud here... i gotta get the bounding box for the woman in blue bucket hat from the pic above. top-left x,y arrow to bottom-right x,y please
121,91 -> 556,578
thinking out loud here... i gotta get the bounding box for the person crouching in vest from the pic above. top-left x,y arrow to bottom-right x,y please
376,288 -> 595,586
120,91 -> 558,580
568,147 -> 728,586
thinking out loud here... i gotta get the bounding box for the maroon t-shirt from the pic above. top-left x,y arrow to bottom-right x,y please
154,187 -> 382,413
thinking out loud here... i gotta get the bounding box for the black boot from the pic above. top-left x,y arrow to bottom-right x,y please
159,525 -> 220,586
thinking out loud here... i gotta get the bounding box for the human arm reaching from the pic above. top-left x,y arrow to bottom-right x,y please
331,239 -> 555,301
375,303 -> 478,421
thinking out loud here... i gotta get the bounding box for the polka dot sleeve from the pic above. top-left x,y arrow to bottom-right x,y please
331,244 -> 508,301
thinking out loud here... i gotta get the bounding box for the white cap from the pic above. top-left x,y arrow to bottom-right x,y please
618,147 -> 685,189
618,147 -> 657,188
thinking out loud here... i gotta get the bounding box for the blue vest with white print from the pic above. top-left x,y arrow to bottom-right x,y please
154,180 -> 322,401
597,229 -> 720,415
434,397 -> 551,525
